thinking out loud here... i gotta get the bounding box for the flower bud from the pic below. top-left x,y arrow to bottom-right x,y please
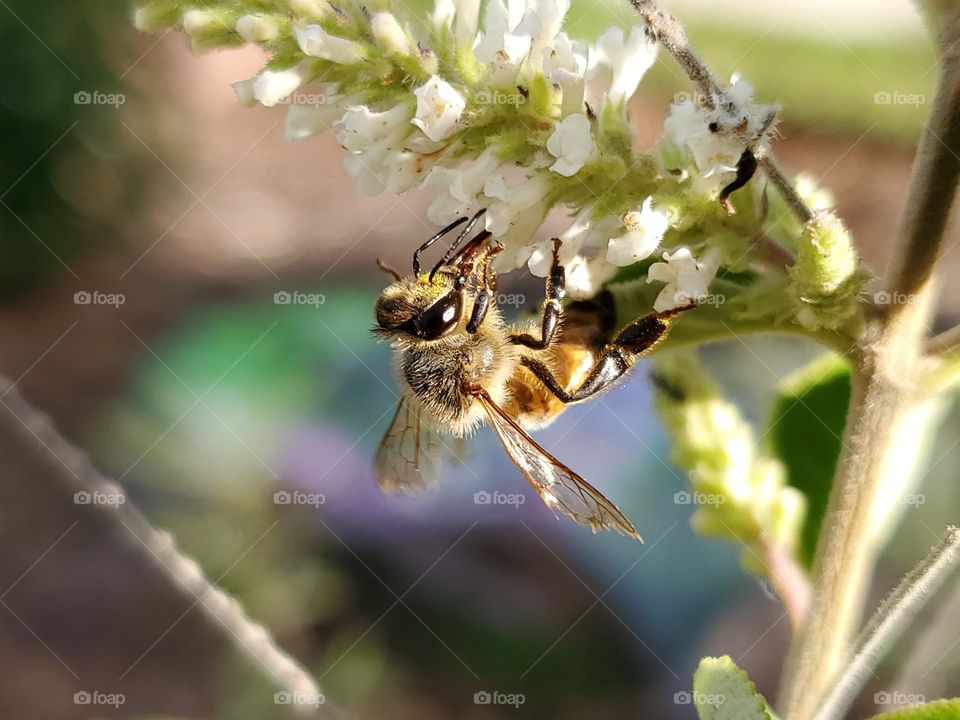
788,210 -> 863,331
371,12 -> 410,55
181,8 -> 239,50
133,1 -> 179,32
236,14 -> 281,44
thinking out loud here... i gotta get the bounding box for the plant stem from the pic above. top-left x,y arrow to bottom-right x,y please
761,539 -> 813,632
781,38 -> 960,720
811,527 -> 960,720
629,0 -> 814,225
0,376 -> 342,719
756,152 -> 814,225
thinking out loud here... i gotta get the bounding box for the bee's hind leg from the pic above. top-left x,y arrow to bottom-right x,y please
510,238 -> 564,350
520,304 -> 694,403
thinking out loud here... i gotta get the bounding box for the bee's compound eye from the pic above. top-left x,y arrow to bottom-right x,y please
418,291 -> 462,339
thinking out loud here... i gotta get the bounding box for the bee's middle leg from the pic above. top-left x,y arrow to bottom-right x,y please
520,305 -> 692,403
510,238 -> 564,350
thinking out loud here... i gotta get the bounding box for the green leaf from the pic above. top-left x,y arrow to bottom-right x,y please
692,656 -> 775,720
868,698 -> 960,719
768,353 -> 851,566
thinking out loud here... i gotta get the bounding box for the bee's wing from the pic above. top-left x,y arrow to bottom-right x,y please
474,390 -> 642,541
375,394 -> 444,494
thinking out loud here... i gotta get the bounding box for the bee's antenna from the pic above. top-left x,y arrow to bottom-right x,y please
376,258 -> 402,281
413,216 -> 469,276
429,209 -> 488,282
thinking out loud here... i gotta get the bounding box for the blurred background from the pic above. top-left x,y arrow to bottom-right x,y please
2,0 -> 959,718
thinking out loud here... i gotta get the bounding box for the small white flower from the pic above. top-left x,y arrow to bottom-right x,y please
606,197 -> 669,266
545,32 -> 589,116
564,255 -> 617,299
182,8 -> 222,37
286,100 -> 348,141
343,139 -> 408,196
518,0 -> 572,73
382,150 -> 440,194
546,113 -> 593,176
474,0 -> 533,78
371,12 -> 410,54
454,0 -> 481,45
253,65 -> 307,107
288,0 -> 330,16
484,171 -> 552,270
236,14 -> 279,43
336,105 -> 416,195
411,76 -> 466,142
492,202 -> 550,272
647,247 -> 722,312
483,172 -> 551,236
433,0 -> 456,29
295,24 -> 361,63
527,204 -> 616,276
337,104 -> 411,153
423,148 -> 502,225
231,78 -> 257,107
663,75 -> 771,193
589,27 -> 657,103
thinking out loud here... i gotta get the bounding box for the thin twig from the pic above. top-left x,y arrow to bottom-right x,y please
756,152 -> 814,225
812,527 -> 960,720
889,563 -> 960,704
629,0 -> 814,225
761,540 -> 812,631
0,376 -> 344,719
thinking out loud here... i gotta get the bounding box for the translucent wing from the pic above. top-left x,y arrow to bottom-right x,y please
375,394 -> 444,494
474,390 -> 642,541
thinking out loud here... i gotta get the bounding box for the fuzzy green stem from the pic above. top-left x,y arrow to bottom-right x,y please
811,527 -> 960,720
781,34 -> 960,720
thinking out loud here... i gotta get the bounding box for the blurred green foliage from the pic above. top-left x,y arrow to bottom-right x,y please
768,353 -> 851,567
0,0 -> 141,293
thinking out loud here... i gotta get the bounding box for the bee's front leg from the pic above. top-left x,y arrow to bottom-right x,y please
510,238 -> 564,350
520,304 -> 693,403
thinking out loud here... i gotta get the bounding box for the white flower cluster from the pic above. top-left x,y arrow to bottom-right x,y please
222,0 -> 730,307
663,75 -> 774,195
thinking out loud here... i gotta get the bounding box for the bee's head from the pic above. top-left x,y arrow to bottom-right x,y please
373,212 -> 500,343
373,269 -> 464,342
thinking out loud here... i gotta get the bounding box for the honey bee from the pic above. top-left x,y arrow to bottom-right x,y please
373,211 -> 691,541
